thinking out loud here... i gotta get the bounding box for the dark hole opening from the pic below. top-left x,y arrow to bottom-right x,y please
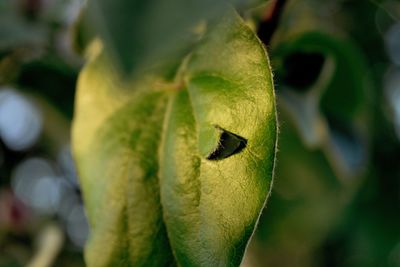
207,128 -> 247,161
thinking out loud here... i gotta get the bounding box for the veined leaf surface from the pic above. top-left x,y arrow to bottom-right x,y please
72,10 -> 277,267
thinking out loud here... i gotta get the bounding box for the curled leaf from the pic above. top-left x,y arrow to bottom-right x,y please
72,10 -> 277,267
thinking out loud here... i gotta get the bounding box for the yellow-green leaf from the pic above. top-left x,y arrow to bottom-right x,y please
72,10 -> 277,267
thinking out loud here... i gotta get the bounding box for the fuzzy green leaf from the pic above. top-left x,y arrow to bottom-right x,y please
72,10 -> 276,267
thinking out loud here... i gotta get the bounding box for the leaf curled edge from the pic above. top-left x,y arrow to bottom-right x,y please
72,8 -> 277,267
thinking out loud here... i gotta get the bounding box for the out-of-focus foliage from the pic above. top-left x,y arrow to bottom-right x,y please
245,30 -> 372,267
244,0 -> 400,266
0,0 -> 399,266
272,31 -> 370,178
76,0 -> 266,77
0,0 -> 85,266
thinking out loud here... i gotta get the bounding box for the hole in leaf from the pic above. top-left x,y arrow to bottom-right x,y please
281,52 -> 325,92
206,127 -> 247,161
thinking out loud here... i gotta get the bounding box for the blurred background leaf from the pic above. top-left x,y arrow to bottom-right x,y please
79,0 -> 267,78
243,0 -> 400,267
271,31 -> 371,178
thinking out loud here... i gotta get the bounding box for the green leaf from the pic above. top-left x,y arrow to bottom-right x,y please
271,31 -> 371,178
80,0 -> 262,77
72,10 -> 276,267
